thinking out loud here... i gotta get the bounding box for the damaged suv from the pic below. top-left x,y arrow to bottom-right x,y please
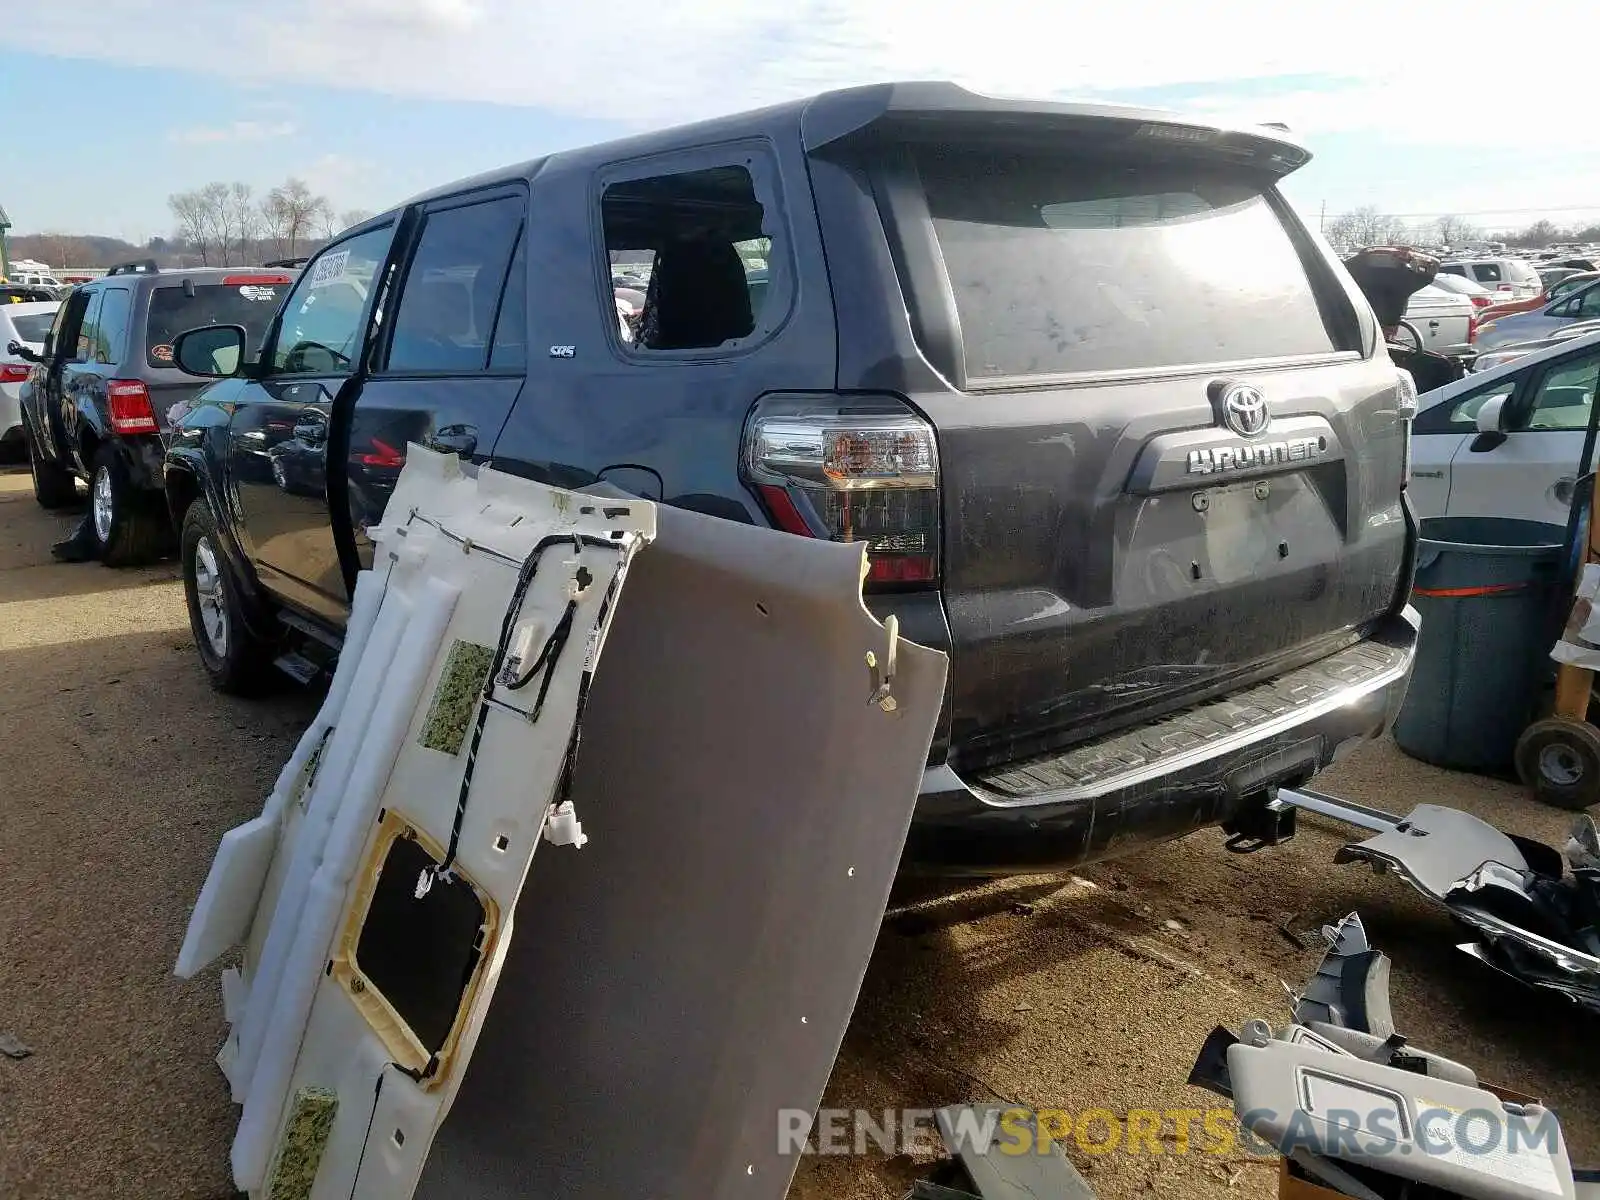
163,82 -> 1419,875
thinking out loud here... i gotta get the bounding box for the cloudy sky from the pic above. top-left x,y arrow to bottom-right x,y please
3,0 -> 1596,240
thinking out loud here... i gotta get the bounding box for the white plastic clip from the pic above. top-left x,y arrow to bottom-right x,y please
865,615 -> 900,713
544,801 -> 588,849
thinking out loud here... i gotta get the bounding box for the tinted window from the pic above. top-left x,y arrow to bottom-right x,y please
1575,286 -> 1600,319
1471,263 -> 1504,282
9,311 -> 55,342
1439,264 -> 1468,277
488,230 -> 526,371
386,195 -> 523,374
601,163 -> 781,352
92,288 -> 131,364
74,291 -> 103,362
147,281 -> 287,368
271,227 -> 394,375
910,147 -> 1341,379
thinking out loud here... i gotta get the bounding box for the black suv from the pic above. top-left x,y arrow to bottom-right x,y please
164,83 -> 1419,874
16,260 -> 295,564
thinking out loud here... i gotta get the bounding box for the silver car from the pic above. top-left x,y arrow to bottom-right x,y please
1,301 -> 59,454
1475,278 -> 1600,350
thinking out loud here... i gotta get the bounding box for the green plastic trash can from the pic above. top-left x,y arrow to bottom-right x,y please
1392,516 -> 1567,771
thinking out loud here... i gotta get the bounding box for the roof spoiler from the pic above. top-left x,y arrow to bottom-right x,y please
799,81 -> 1312,175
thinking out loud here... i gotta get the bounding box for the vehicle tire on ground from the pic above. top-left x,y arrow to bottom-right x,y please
89,443 -> 169,566
1515,716 -> 1600,811
181,499 -> 278,695
26,424 -> 78,509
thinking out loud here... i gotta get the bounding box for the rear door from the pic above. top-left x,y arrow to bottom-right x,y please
817,126 -> 1405,766
343,187 -> 527,570
1445,345 -> 1600,525
227,225 -> 398,623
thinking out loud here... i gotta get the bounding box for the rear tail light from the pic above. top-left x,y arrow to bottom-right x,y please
0,363 -> 30,384
107,380 -> 159,434
357,437 -> 405,468
222,273 -> 293,286
1394,368 -> 1417,491
742,394 -> 940,588
1469,295 -> 1491,308
1467,308 -> 1479,344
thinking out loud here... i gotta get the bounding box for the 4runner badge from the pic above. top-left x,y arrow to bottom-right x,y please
1186,435 -> 1327,476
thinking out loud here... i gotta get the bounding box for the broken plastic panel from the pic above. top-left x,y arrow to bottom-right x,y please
177,446 -> 948,1200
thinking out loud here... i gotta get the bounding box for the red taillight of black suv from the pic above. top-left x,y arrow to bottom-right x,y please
741,394 -> 940,588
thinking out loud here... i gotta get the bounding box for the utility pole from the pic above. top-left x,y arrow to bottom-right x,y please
1320,200 -> 1327,234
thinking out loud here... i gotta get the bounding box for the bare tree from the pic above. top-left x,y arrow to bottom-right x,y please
169,189 -> 215,265
323,208 -> 375,239
1323,206 -> 1409,255
261,178 -> 332,259
227,182 -> 261,264
1432,214 -> 1481,249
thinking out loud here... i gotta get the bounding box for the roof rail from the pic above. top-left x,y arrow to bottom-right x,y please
105,259 -> 162,276
261,256 -> 310,269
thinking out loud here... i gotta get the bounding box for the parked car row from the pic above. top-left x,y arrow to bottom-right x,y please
10,83 -> 1425,877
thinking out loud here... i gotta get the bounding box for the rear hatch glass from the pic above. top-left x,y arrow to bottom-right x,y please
9,312 -> 54,343
146,280 -> 286,368
911,146 -> 1344,381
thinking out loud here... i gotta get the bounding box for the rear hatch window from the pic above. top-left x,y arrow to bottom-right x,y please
1505,259 -> 1541,285
909,145 -> 1345,380
9,312 -> 54,343
146,279 -> 287,368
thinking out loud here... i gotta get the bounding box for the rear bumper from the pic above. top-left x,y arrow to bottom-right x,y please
904,607 -> 1420,875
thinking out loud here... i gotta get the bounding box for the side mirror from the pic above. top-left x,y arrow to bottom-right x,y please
5,339 -> 38,362
1470,394 -> 1509,453
172,324 -> 247,378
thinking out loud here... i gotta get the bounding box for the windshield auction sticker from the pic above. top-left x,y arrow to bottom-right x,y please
308,251 -> 350,289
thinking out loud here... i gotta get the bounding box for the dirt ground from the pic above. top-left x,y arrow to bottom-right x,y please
0,463 -> 1594,1200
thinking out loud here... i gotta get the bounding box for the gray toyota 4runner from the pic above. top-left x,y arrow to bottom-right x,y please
164,82 -> 1419,875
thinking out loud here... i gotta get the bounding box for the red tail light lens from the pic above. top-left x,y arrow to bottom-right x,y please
1470,296 -> 1491,309
107,380 -> 158,433
356,437 -> 405,468
743,394 -> 940,588
0,363 -> 30,384
222,274 -> 293,286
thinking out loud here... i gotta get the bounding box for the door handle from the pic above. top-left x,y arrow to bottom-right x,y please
426,427 -> 477,457
1555,476 -> 1578,506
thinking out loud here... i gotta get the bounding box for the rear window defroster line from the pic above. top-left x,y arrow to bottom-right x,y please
408,525 -> 633,902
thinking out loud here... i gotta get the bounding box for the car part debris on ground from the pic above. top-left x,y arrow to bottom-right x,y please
1192,912 -> 1600,1198
177,447 -> 949,1199
1272,789 -> 1600,1015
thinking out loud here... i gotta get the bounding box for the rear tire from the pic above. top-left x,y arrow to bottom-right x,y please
26,423 -> 78,509
1515,717 -> 1600,811
90,443 -> 168,566
181,500 -> 278,695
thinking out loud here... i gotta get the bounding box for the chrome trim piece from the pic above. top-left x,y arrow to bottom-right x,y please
957,645 -> 1415,810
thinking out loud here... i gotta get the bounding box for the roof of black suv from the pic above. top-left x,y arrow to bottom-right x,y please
375,81 -> 1313,222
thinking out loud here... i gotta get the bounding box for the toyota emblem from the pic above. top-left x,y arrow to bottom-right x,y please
1221,383 -> 1270,438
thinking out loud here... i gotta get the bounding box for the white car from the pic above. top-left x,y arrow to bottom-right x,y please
1439,257 -> 1543,301
1411,328 -> 1600,525
1,300 -> 59,454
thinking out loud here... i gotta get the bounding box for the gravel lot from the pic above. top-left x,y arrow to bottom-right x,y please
1,463 -> 1594,1200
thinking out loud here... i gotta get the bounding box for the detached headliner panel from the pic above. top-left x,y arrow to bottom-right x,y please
414,505 -> 946,1200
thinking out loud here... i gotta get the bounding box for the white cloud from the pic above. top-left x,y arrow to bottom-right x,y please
5,0 -> 1584,139
168,120 -> 298,144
